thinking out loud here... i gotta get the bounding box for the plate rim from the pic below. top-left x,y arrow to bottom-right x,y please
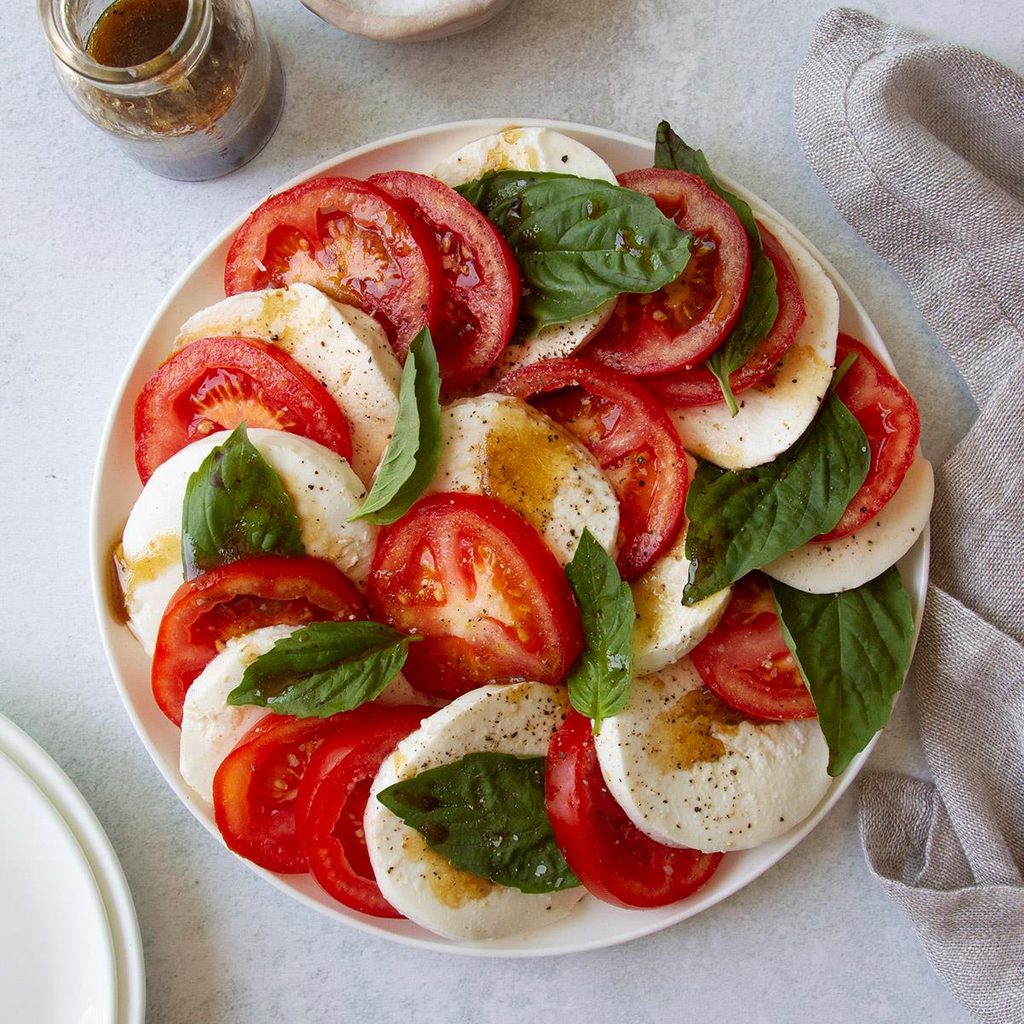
89,116 -> 929,958
0,713 -> 146,1021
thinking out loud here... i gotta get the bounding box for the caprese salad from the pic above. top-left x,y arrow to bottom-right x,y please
112,122 -> 933,942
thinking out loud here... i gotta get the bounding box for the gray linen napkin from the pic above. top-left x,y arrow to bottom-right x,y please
793,8 -> 1024,1022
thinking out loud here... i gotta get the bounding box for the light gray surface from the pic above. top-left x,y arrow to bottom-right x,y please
1,1 -> 1009,1021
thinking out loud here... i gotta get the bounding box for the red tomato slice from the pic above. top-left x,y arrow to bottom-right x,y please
647,224 -> 806,407
546,710 -> 723,908
585,169 -> 751,375
224,176 -> 444,359
133,335 -> 353,483
496,357 -> 687,580
691,572 -> 816,721
213,712 -> 356,873
367,493 -> 583,701
152,556 -> 366,726
368,170 -> 520,389
817,334 -> 921,540
297,704 -> 428,917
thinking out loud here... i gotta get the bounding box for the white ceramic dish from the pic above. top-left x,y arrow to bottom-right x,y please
0,714 -> 145,1022
90,118 -> 929,957
299,0 -> 513,42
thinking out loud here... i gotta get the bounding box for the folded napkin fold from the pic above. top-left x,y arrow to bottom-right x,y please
794,8 -> 1024,1023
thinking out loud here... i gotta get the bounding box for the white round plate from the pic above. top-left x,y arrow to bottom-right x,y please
0,714 -> 145,1020
90,118 -> 928,957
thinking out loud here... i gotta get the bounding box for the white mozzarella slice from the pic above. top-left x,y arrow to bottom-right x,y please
173,283 -> 402,485
432,127 -> 617,188
763,457 -> 934,593
595,658 -> 831,853
117,429 -> 376,654
364,682 -> 583,940
179,626 -> 288,804
433,127 -> 617,384
426,393 -> 619,564
670,215 -> 840,470
631,455 -> 731,673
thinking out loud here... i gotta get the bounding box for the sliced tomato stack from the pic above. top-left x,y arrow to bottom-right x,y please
368,170 -> 520,389
134,335 -> 353,483
585,168 -> 751,376
691,571 -> 816,721
647,223 -> 806,407
367,493 -> 584,700
497,357 -> 688,579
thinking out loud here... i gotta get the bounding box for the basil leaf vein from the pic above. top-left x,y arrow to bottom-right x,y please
458,171 -> 692,335
377,752 -> 580,894
181,424 -> 304,580
655,121 -> 779,414
351,327 -> 441,525
227,621 -> 415,717
771,566 -> 915,776
682,392 -> 870,603
564,529 -> 634,732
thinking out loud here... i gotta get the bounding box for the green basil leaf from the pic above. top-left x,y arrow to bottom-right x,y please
682,392 -> 870,603
458,171 -> 692,335
655,121 -> 779,415
351,328 -> 441,525
226,621 -> 416,717
771,567 -> 915,776
564,529 -> 634,732
181,424 -> 304,580
377,752 -> 580,894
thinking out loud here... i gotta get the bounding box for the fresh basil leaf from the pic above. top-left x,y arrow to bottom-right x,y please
564,529 -> 634,732
458,171 -> 692,335
351,328 -> 441,525
377,752 -> 580,894
226,621 -> 416,717
181,424 -> 304,580
682,392 -> 870,603
771,567 -> 915,776
655,121 -> 779,415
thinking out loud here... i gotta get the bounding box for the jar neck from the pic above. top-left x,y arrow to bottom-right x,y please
39,0 -> 214,95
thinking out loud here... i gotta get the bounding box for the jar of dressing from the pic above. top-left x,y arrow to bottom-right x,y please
39,0 -> 284,180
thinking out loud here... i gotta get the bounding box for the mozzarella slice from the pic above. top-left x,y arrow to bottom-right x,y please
179,624 -> 429,805
173,283 -> 402,486
426,393 -> 619,564
763,456 -> 934,593
365,682 -> 583,940
117,429 -> 376,654
595,658 -> 831,853
670,215 -> 840,470
433,127 -> 617,381
179,626 -> 286,804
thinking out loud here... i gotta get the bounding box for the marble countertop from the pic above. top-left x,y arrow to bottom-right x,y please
4,0 -> 1013,1020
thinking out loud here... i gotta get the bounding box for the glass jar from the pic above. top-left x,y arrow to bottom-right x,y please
39,0 -> 284,181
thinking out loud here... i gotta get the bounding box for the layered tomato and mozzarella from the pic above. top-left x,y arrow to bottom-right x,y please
114,126 -> 932,941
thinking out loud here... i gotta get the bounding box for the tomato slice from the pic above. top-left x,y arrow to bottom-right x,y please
496,357 -> 687,580
691,572 -> 816,721
585,169 -> 751,375
133,335 -> 353,483
297,704 -> 428,917
213,712 -> 356,873
367,493 -> 583,700
647,224 -> 806,407
224,176 -> 444,359
817,334 -> 921,541
152,556 -> 366,726
546,710 -> 723,908
368,170 -> 520,389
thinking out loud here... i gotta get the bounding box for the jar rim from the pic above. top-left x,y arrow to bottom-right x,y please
38,0 -> 209,86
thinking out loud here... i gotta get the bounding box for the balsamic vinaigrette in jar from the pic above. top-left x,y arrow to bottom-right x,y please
86,0 -> 189,68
